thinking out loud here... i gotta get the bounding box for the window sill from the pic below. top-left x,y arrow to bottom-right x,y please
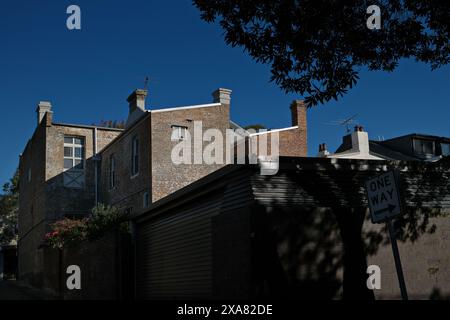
131,173 -> 139,180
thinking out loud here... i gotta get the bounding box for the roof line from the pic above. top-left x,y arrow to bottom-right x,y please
229,120 -> 244,129
99,113 -> 151,154
52,122 -> 124,131
249,126 -> 299,136
380,133 -> 450,142
150,103 -> 221,113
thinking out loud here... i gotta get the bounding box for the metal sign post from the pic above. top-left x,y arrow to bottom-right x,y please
386,218 -> 408,300
365,170 -> 408,300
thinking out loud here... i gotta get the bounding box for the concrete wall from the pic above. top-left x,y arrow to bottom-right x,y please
365,215 -> 450,300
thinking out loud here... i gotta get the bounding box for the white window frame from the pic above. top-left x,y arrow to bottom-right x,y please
64,137 -> 85,171
63,136 -> 85,189
171,125 -> 188,141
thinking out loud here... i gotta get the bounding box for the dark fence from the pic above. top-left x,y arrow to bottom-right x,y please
0,245 -> 17,280
43,229 -> 133,300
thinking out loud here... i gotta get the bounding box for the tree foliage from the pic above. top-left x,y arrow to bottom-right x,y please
194,0 -> 449,106
0,170 -> 19,245
93,120 -> 126,129
244,124 -> 267,131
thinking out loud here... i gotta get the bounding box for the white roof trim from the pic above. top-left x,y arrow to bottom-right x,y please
249,126 -> 299,136
327,151 -> 384,160
149,103 -> 221,114
229,120 -> 244,130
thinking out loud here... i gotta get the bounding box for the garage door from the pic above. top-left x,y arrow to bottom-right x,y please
136,194 -> 222,299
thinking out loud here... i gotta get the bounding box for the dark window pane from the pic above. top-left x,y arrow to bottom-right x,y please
74,138 -> 84,145
413,139 -> 421,153
64,159 -> 73,169
424,141 -> 433,154
134,155 -> 139,174
110,156 -> 115,171
74,147 -> 83,158
64,147 -> 73,157
64,137 -> 73,144
442,144 -> 450,156
414,139 -> 434,154
131,137 -> 139,175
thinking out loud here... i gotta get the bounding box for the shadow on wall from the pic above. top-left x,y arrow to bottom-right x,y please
430,288 -> 450,300
41,229 -> 132,300
250,158 -> 450,299
19,149 -> 135,297
252,206 -> 349,299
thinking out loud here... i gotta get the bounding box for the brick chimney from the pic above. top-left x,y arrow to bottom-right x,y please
212,88 -> 232,105
127,89 -> 148,114
286,100 -> 308,156
290,100 -> 307,128
36,101 -> 53,126
126,89 -> 148,127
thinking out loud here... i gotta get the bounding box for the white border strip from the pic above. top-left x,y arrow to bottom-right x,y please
150,103 -> 221,113
249,126 -> 299,136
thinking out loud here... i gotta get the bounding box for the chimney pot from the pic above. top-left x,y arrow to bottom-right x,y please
319,143 -> 324,152
317,143 -> 330,157
212,88 -> 232,105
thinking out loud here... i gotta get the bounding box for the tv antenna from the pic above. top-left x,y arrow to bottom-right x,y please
143,76 -> 149,90
143,76 -> 160,91
324,114 -> 359,133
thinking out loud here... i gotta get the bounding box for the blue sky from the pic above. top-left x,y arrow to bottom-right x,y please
0,0 -> 449,186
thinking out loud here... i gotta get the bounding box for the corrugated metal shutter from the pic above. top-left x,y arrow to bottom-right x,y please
136,193 -> 222,299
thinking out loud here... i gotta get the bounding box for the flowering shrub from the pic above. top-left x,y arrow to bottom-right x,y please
44,218 -> 88,249
44,204 -> 127,249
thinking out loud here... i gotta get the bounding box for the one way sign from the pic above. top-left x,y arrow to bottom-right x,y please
365,170 -> 402,223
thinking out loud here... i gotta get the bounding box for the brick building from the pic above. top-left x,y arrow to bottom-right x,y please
18,87 -> 308,290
